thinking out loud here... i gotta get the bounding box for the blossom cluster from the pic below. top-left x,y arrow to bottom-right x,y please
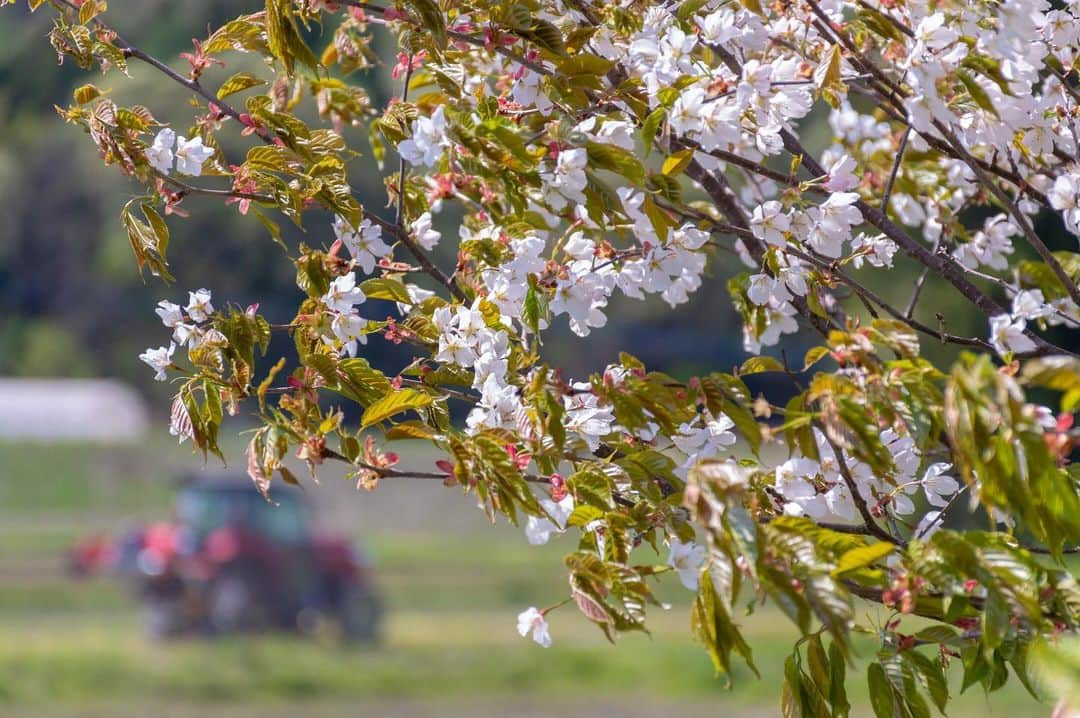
145,128 -> 215,177
139,288 -> 216,381
321,273 -> 368,357
770,428 -> 957,525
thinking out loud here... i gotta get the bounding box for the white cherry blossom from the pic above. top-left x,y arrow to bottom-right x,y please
185,288 -> 214,322
322,273 -> 366,313
146,128 -> 175,175
823,154 -> 859,192
174,135 -> 214,176
666,538 -> 705,591
921,463 -> 959,508
155,300 -> 183,328
990,314 -> 1037,356
516,607 -> 552,647
139,343 -> 175,381
524,494 -> 575,545
410,211 -> 441,251
750,201 -> 790,246
398,105 -> 450,167
334,216 -> 392,274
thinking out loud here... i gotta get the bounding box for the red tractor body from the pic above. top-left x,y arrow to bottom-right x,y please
73,476 -> 381,641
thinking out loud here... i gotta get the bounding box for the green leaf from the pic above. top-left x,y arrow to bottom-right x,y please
832,542 -> 894,577
140,203 -> 170,257
914,625 -> 961,645
252,208 -> 287,251
359,277 -> 412,303
641,107 -> 665,157
404,0 -> 447,50
641,195 -> 672,242
856,5 -> 904,42
78,0 -> 100,23
204,17 -> 270,55
815,43 -> 845,108
661,148 -> 694,177
961,53 -> 1012,96
295,249 -> 331,297
982,590 -> 1009,650
723,505 -> 759,577
514,18 -> 565,56
360,388 -> 433,428
692,567 -> 758,678
217,72 -> 267,99
676,0 -> 711,22
1031,637 -> 1080,707
326,356 -> 392,406
122,199 -> 174,282
906,650 -> 950,714
806,634 -> 830,699
957,70 -> 997,116
587,142 -> 645,185
265,0 -> 319,76
555,53 -> 614,81
566,504 -> 605,527
961,644 -> 990,693
568,466 -> 614,509
522,276 -> 548,335
803,346 -> 830,371
740,356 -> 784,374
946,354 -> 1080,554
72,83 -> 102,105
384,420 -> 436,440
867,663 -> 895,718
828,640 -> 850,717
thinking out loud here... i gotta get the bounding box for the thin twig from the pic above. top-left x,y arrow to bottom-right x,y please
881,126 -> 911,213
323,447 -> 550,483
915,485 -> 968,540
903,237 -> 939,319
153,169 -> 274,204
395,56 -> 414,227
820,429 -> 906,547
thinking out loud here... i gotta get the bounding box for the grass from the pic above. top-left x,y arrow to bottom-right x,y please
0,438 -> 1056,717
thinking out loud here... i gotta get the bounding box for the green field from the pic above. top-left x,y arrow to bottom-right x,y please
0,437 -> 1053,717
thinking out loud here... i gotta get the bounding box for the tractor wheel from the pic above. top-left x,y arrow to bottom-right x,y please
143,595 -> 186,639
207,568 -> 271,634
341,586 -> 382,645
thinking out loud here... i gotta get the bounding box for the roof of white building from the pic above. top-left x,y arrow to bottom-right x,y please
0,378 -> 148,441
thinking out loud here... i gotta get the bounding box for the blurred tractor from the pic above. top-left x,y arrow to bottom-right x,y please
70,474 -> 381,642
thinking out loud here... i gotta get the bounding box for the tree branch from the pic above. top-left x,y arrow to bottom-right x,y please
153,169 -> 275,204
342,0 -> 551,75
931,119 -> 1080,309
780,246 -> 996,353
776,126 -> 1072,357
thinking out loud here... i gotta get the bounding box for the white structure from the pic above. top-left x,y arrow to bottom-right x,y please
0,378 -> 148,441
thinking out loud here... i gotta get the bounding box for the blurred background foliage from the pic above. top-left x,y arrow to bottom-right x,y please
0,0 -> 1009,408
